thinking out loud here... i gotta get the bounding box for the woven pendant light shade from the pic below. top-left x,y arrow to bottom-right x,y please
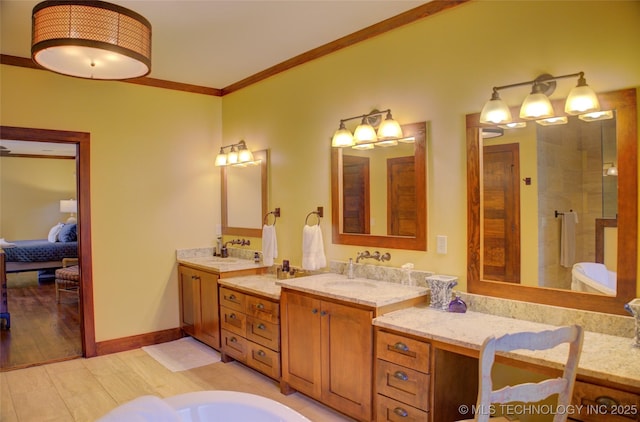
32,1 -> 151,80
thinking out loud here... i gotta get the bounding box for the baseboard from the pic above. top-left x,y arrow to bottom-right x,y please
95,327 -> 183,356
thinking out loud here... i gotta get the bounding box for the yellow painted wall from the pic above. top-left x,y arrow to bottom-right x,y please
1,0 -> 639,343
0,156 -> 76,240
0,65 -> 222,341
221,0 -> 640,292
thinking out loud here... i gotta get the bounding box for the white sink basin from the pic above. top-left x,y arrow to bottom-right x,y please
324,280 -> 377,291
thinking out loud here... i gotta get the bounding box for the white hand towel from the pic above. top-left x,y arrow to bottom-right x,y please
560,211 -> 578,268
302,224 -> 326,271
261,224 -> 278,266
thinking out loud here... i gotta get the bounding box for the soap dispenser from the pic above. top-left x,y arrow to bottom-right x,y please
347,258 -> 355,279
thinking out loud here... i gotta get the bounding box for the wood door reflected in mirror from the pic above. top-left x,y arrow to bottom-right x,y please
467,88 -> 637,315
332,121 -> 426,250
221,149 -> 268,237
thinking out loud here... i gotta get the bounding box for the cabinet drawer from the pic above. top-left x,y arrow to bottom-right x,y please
376,359 -> 430,410
247,339 -> 281,380
246,295 -> 279,323
376,394 -> 429,422
221,329 -> 247,362
377,331 -> 430,373
219,287 -> 245,312
246,315 -> 280,351
571,381 -> 639,421
220,306 -> 246,336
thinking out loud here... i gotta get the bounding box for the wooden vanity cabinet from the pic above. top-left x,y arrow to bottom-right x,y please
219,286 -> 281,380
178,264 -> 264,351
570,381 -> 640,421
280,289 -> 374,422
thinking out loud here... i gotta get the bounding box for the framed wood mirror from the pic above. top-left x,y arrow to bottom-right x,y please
467,88 -> 637,315
331,121 -> 427,250
221,149 -> 268,237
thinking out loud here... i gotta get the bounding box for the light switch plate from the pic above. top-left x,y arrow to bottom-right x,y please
436,235 -> 447,254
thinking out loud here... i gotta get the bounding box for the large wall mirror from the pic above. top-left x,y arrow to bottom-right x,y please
221,149 -> 268,237
331,121 -> 427,250
467,88 -> 637,315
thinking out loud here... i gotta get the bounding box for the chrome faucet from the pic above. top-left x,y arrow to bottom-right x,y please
356,250 -> 370,263
356,250 -> 392,263
380,252 -> 391,262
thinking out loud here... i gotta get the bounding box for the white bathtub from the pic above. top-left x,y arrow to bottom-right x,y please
571,262 -> 617,296
98,391 -> 311,422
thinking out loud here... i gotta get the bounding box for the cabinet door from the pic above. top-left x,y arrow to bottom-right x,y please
178,266 -> 200,336
321,300 -> 373,421
281,291 -> 322,398
199,271 -> 220,349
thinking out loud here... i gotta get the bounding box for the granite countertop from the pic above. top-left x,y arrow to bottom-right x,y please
177,256 -> 267,274
218,274 -> 281,300
373,304 -> 640,390
276,273 -> 428,308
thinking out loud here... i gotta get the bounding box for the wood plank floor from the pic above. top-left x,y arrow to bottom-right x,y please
1,273 -> 82,371
0,346 -> 355,422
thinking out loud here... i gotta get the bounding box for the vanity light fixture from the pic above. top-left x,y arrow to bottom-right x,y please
603,162 -> 619,176
214,140 -> 256,167
331,109 -> 404,148
579,110 -> 614,122
536,116 -> 568,126
31,0 -> 152,80
480,72 -> 600,125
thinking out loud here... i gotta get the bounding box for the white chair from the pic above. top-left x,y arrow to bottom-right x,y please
459,325 -> 584,422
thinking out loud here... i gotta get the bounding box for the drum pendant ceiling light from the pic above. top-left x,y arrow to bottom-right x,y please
31,0 -> 152,80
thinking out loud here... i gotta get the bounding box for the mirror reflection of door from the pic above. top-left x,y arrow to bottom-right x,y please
482,144 -> 521,283
342,155 -> 370,234
387,156 -> 416,236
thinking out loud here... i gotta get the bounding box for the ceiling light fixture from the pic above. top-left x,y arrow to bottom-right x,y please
331,109 -> 406,148
31,0 -> 152,80
479,72 -> 600,125
215,140 -> 256,167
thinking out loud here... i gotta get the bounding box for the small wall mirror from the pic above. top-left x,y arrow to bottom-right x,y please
222,149 -> 268,237
467,88 -> 637,315
331,121 -> 427,250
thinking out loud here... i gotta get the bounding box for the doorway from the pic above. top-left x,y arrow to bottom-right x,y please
0,126 -> 95,369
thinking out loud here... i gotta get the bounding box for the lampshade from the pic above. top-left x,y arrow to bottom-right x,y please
519,84 -> 554,120
376,112 -> 403,140
565,75 -> 599,115
331,122 -> 355,147
353,119 -> 377,144
480,92 -> 512,124
606,165 -> 618,176
214,148 -> 227,166
60,199 -> 77,213
226,147 -> 239,165
237,144 -> 254,163
31,1 -> 152,80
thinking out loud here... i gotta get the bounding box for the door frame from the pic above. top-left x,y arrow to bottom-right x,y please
0,126 -> 96,357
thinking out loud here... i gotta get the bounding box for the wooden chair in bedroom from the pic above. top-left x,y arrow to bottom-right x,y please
457,325 -> 584,422
55,257 -> 80,306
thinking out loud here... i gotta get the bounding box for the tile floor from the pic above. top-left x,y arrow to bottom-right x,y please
0,348 -> 355,422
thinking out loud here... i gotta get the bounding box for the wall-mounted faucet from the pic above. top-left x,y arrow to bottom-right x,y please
356,250 -> 391,263
224,238 -> 250,248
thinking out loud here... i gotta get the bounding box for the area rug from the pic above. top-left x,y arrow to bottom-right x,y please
6,271 -> 39,288
142,337 -> 221,372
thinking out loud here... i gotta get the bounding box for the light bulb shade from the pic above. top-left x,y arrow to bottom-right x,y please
377,115 -> 403,140
60,199 -> 77,213
353,123 -> 377,144
480,96 -> 512,124
519,92 -> 554,120
565,84 -> 600,115
238,147 -> 253,163
331,126 -> 355,147
31,1 -> 152,80
227,149 -> 239,165
606,165 -> 618,176
215,152 -> 227,167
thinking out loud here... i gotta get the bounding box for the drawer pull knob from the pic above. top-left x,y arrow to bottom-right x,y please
595,396 -> 619,408
229,294 -> 236,300
257,323 -> 266,330
229,313 -> 236,319
257,350 -> 266,357
394,342 -> 409,352
393,407 -> 408,417
256,303 -> 265,310
394,371 -> 408,381
311,309 -> 318,314
320,310 -> 328,316
230,337 -> 237,343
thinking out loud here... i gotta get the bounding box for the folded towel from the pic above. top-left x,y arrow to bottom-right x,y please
302,224 -> 326,271
560,211 -> 578,268
262,224 -> 278,266
0,238 -> 17,248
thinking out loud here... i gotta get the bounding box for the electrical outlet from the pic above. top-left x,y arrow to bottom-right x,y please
436,235 -> 447,254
